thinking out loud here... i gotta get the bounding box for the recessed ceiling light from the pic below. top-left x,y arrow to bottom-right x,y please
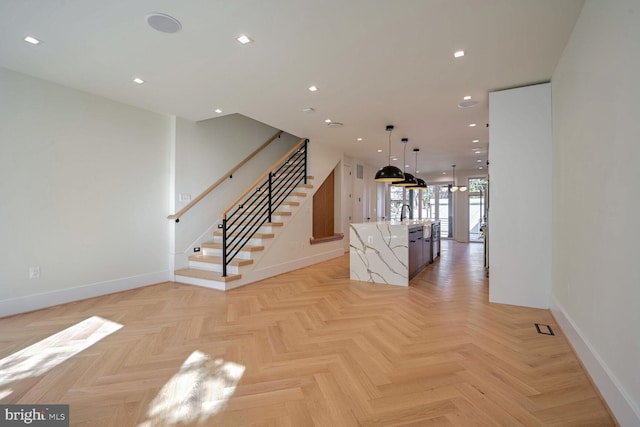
377,149 -> 382,153
469,123 -> 477,127
442,172 -> 447,175
391,157 -> 398,161
308,85 -> 318,92
324,119 -> 331,123
357,138 -> 363,141
214,108 -> 223,114
477,159 -> 482,162
463,95 -> 471,100
479,166 -> 484,170
472,139 -> 479,143
302,107 -> 314,113
454,50 -> 465,58
133,77 -> 145,84
236,34 -> 252,44
23,36 -> 40,45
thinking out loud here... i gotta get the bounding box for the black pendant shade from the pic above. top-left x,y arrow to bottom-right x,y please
410,177 -> 427,189
374,125 -> 405,182
393,172 -> 418,187
375,165 -> 405,182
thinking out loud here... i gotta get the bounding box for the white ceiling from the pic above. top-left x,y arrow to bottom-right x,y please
0,0 -> 584,176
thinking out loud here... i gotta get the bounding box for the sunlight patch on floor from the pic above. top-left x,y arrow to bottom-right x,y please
0,316 -> 122,387
0,388 -> 13,400
138,351 -> 245,426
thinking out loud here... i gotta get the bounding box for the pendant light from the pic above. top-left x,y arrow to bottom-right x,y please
449,164 -> 467,192
408,148 -> 427,189
374,125 -> 405,182
392,138 -> 418,186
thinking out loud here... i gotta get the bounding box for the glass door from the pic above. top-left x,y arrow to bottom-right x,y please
423,184 -> 452,239
439,184 -> 452,238
468,178 -> 487,242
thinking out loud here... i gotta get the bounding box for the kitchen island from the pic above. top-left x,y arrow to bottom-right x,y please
349,220 -> 440,286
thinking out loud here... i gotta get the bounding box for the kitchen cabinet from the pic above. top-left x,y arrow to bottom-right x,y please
408,226 -> 423,278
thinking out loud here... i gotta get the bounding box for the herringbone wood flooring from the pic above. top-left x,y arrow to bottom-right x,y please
0,241 -> 616,426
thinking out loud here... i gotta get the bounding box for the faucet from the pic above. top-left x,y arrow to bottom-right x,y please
400,204 -> 411,222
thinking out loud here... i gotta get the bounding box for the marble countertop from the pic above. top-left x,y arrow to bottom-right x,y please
349,220 -> 441,287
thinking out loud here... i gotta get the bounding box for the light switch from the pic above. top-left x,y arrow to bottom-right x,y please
367,236 -> 373,244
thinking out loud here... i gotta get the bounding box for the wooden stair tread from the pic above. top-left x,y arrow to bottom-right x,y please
174,268 -> 241,282
272,211 -> 292,216
281,201 -> 300,206
202,241 -> 264,252
298,183 -> 313,189
188,254 -> 253,266
290,192 -> 307,197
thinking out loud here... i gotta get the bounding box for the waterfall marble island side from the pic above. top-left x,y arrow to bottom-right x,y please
349,220 -> 440,286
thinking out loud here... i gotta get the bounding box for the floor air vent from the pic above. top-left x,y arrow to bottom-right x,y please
535,323 -> 555,336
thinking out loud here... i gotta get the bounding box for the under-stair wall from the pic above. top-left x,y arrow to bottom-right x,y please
171,114 -> 301,273
239,142 -> 345,287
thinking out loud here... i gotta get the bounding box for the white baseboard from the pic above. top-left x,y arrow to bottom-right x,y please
173,274 -> 226,291
551,295 -> 640,426
0,270 -> 169,318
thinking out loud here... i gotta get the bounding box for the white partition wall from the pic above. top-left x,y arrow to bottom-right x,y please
551,1 -> 640,423
488,83 -> 552,309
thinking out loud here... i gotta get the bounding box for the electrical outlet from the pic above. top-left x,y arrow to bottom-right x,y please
178,193 -> 192,202
367,236 -> 373,244
29,266 -> 40,279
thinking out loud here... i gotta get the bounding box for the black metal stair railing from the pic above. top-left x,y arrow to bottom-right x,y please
219,139 -> 309,277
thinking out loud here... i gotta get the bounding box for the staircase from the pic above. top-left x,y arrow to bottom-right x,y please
174,139 -> 313,291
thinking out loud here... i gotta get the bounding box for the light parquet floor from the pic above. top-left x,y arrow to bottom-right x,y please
0,241 -> 616,426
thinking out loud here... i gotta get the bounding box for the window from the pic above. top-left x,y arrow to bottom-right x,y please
421,185 -> 435,220
389,185 -> 405,221
388,186 -> 424,221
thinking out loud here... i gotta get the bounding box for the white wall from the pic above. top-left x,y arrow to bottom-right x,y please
488,83 -> 552,309
172,115 -> 300,268
0,67 -> 171,316
551,1 -> 640,424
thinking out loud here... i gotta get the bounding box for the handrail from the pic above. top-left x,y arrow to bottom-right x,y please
222,137 -> 307,217
168,130 -> 284,222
